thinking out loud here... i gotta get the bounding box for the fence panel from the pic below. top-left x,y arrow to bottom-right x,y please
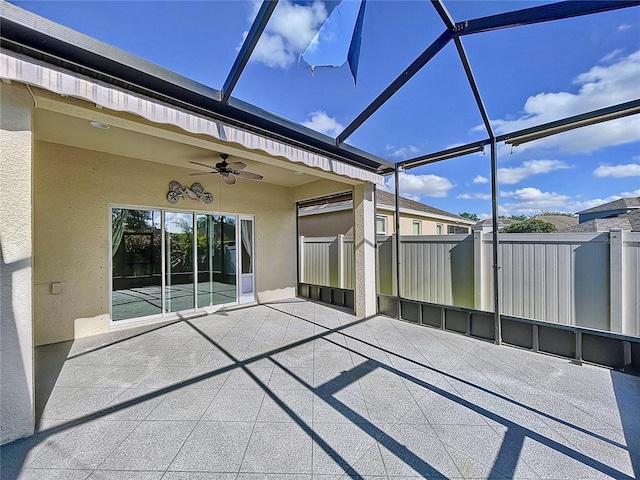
300,231 -> 639,335
343,236 -> 354,290
484,233 -> 611,330
378,236 -> 394,295
399,235 -> 473,308
300,236 -> 334,287
625,233 -> 640,337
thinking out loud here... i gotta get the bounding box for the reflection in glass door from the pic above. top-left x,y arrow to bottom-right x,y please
165,211 -> 195,313
111,208 -> 162,320
112,207 -> 247,322
196,214 -> 237,307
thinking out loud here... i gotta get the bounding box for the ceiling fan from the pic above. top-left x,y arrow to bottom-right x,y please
188,153 -> 264,185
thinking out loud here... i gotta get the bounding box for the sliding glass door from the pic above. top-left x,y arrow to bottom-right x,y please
111,206 -> 253,323
165,211 -> 195,313
196,214 -> 237,308
111,208 -> 162,321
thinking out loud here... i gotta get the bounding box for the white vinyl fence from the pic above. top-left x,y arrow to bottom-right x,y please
299,229 -> 640,336
299,235 -> 354,290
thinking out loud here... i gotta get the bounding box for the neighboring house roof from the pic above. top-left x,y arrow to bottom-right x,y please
375,190 -> 472,223
559,210 -> 640,232
533,215 -> 578,230
476,218 -> 519,227
577,196 -> 640,215
298,190 -> 474,225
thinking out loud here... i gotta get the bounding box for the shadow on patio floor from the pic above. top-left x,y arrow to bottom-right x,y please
1,300 -> 638,479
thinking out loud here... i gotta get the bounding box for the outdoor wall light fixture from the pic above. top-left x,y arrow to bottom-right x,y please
89,121 -> 110,129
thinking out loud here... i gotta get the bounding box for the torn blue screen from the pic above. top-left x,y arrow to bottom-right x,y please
301,0 -> 366,84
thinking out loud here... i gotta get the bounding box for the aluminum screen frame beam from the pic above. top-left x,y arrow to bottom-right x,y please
430,0 -> 456,30
336,29 -> 452,146
0,1 -> 393,173
222,0 -> 278,104
454,37 -> 493,138
499,99 -> 640,146
454,0 -> 640,37
396,99 -> 640,169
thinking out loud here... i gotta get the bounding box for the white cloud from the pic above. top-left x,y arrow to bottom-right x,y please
593,163 -> 640,178
618,24 -> 632,31
498,186 -> 639,216
246,0 -> 328,69
473,175 -> 488,184
498,159 -> 571,184
302,111 -> 344,136
601,49 -> 624,63
501,187 -> 569,204
385,145 -> 419,160
488,50 -> 640,153
458,193 -> 491,200
384,171 -> 454,198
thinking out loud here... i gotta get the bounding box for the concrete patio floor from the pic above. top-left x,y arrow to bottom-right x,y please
1,299 -> 638,479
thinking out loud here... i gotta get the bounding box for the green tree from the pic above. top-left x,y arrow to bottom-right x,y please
502,219 -> 557,233
459,212 -> 479,222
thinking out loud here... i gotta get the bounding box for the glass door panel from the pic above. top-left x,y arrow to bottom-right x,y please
196,214 -> 215,308
196,214 -> 237,307
213,215 -> 237,305
111,208 -> 162,320
240,217 -> 255,303
165,211 -> 195,313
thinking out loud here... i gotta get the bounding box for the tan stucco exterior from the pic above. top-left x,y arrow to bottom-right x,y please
0,35 -> 378,445
377,207 -> 473,236
32,140 -> 310,346
299,206 -> 472,237
0,82 -> 34,443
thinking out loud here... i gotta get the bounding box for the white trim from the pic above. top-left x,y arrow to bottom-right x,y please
1,50 -> 384,186
238,215 -> 256,304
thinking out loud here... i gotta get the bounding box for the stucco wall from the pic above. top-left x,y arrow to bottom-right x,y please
33,140 -> 297,346
380,211 -> 470,235
300,209 -> 471,237
1,82 -> 34,444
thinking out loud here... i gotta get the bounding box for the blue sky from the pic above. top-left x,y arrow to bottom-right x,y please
13,0 -> 640,219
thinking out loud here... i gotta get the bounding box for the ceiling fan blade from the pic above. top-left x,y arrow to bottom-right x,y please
233,171 -> 263,181
226,161 -> 246,171
188,171 -> 216,176
189,160 -> 218,170
222,174 -> 236,185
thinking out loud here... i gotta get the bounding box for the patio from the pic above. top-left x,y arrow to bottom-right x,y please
1,300 -> 638,479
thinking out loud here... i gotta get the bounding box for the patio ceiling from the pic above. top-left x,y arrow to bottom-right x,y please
2,0 -> 638,173
32,96 -> 344,189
